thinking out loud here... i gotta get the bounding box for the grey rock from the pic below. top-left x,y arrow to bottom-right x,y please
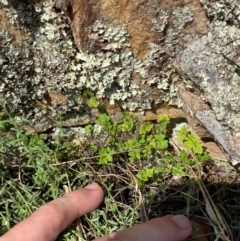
196,110 -> 240,164
177,20 -> 240,164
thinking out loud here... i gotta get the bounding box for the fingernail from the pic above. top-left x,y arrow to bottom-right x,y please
84,182 -> 99,190
171,215 -> 191,229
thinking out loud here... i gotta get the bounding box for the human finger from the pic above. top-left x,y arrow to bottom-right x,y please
1,183 -> 104,241
96,215 -> 192,241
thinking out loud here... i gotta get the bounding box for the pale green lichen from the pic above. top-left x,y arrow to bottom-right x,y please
0,0 -> 185,130
151,8 -> 169,33
204,0 -> 240,27
142,42 -> 180,106
74,20 -> 148,109
165,6 -> 194,54
0,0 -> 85,129
78,20 -> 180,110
149,6 -> 196,104
0,0 -> 8,5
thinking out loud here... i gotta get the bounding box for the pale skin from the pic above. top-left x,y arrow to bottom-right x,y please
0,183 -> 192,241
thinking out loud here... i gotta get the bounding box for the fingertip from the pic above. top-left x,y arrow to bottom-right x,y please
72,182 -> 104,200
83,182 -> 105,200
84,182 -> 102,190
148,215 -> 192,241
62,183 -> 104,217
171,215 -> 192,229
1,183 -> 105,241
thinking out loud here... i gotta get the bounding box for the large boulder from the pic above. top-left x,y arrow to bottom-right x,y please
0,0 -> 208,132
1,0 -> 240,163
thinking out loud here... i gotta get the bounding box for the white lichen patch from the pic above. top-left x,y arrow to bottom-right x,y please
165,6 -> 194,54
204,0 -> 240,27
151,6 -> 194,55
0,0 -> 88,129
74,20 -> 149,110
149,6 -> 196,104
76,24 -> 180,110
0,0 -> 183,130
151,8 -> 169,33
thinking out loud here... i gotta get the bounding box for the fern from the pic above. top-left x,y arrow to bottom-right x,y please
177,125 -> 203,154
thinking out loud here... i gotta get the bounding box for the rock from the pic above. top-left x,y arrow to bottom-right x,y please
203,141 -> 229,163
69,0 -> 209,57
174,19 -> 240,164
175,25 -> 240,135
66,0 -> 210,127
176,83 -> 230,162
177,83 -> 211,138
55,0 -> 70,11
0,0 -> 209,132
0,0 -> 237,163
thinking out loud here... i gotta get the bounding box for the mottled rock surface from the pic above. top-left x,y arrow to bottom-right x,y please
174,0 -> 240,163
0,0 -> 209,132
1,0 -> 240,162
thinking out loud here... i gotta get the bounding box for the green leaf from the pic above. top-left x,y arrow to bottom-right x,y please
124,138 -> 141,149
87,97 -> 99,108
153,134 -> 168,149
183,133 -> 203,154
155,166 -> 164,175
157,114 -> 170,124
172,162 -> 185,176
177,126 -> 203,154
124,138 -> 142,162
96,114 -> 114,133
120,113 -> 137,132
179,150 -> 189,164
129,150 -> 141,163
177,125 -> 188,142
139,121 -> 153,135
179,149 -> 197,166
99,147 -> 114,164
116,141 -> 125,151
136,168 -> 154,184
146,134 -> 168,150
120,122 -> 129,132
84,124 -> 93,134
142,145 -> 152,158
157,114 -> 170,133
196,152 -> 210,162
188,133 -> 202,154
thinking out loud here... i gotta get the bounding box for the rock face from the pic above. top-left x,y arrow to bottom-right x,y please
175,24 -> 240,135
174,1 -> 240,163
1,0 -> 240,162
68,0 -> 209,57
0,0 -> 208,130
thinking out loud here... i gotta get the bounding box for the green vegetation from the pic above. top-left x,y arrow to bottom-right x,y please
1,100 -> 238,240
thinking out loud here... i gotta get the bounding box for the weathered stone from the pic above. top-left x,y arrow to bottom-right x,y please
65,0 -> 210,125
203,141 -> 229,163
0,0 -> 235,163
0,0 -> 209,133
196,110 -> 240,164
174,12 -> 240,163
0,7 -> 25,45
177,83 -> 211,137
69,0 -> 209,58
